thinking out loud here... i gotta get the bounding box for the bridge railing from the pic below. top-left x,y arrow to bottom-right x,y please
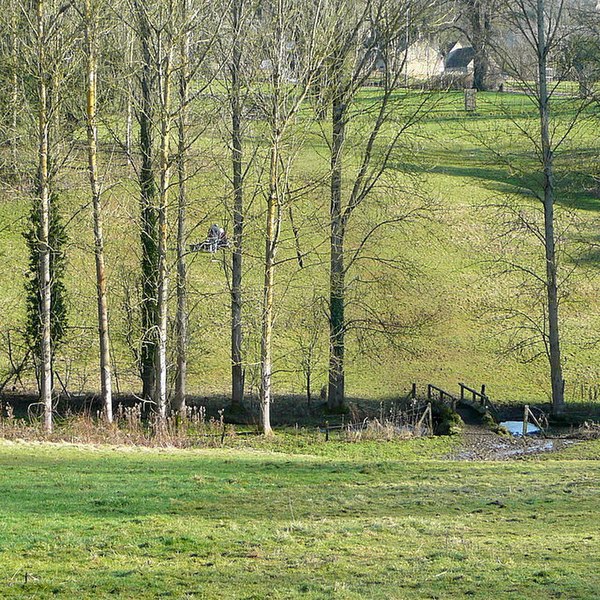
459,382 -> 487,404
459,382 -> 499,419
427,384 -> 457,409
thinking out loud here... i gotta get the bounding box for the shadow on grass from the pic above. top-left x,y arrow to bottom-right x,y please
405,154 -> 600,214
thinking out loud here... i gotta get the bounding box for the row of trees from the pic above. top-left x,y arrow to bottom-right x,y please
0,0 -> 597,433
1,0 -> 440,434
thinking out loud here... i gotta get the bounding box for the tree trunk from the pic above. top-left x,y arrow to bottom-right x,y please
11,4 -> 19,173
125,26 -> 133,159
259,137 -> 278,436
328,90 -> 346,411
258,4 -> 290,436
305,362 -> 312,407
537,0 -> 564,415
36,0 -> 53,433
174,0 -> 190,415
136,3 -> 158,402
230,0 -> 244,408
472,46 -> 489,91
468,0 -> 491,91
155,46 -> 173,421
84,0 -> 113,423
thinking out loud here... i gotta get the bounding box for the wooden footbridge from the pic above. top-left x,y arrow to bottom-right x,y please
317,381 -> 499,440
421,381 -> 499,420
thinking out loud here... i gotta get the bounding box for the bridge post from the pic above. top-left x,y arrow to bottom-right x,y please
427,403 -> 433,435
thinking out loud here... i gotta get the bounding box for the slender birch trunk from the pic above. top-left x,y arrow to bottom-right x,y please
155,44 -> 173,420
536,0 -> 564,414
174,0 -> 190,414
230,0 -> 245,408
36,0 -> 53,433
11,4 -> 19,172
256,0 -> 326,430
259,26 -> 284,435
84,0 -> 113,423
259,134 -> 279,436
125,28 -> 133,159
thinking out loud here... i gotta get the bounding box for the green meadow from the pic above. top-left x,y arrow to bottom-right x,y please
0,438 -> 598,599
0,89 -> 599,404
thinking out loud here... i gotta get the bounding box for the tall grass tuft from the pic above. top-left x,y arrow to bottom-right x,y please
0,401 -> 235,448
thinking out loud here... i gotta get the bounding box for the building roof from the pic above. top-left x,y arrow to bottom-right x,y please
442,40 -> 462,57
445,46 -> 475,70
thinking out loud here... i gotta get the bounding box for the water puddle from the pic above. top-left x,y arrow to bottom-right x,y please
500,421 -> 540,436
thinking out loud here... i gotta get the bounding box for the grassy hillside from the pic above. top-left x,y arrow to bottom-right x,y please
1,89 -> 599,404
0,439 -> 598,598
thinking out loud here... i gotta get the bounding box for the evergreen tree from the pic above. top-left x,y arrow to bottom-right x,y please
23,191 -> 68,384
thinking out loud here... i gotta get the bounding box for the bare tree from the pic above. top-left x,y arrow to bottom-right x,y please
229,0 -> 247,410
217,0 -> 268,412
20,0 -> 76,431
255,0 -> 332,434
323,0 -> 434,411
35,0 -> 53,432
155,11 -> 174,421
173,0 -> 191,414
172,0 -> 225,413
80,0 -> 113,423
518,0 -> 563,414
561,0 -> 600,98
126,0 -> 178,416
488,0 -> 588,414
7,0 -> 21,173
131,0 -> 160,403
287,291 -> 326,407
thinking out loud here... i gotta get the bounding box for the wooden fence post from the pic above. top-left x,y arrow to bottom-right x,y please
428,402 -> 433,435
526,408 -> 546,438
523,405 -> 529,437
411,383 -> 416,400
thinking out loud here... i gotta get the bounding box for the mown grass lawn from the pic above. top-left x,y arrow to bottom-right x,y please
0,438 -> 598,599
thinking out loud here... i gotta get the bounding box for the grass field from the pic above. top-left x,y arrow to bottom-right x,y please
0,437 -> 598,599
1,89 -> 599,404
